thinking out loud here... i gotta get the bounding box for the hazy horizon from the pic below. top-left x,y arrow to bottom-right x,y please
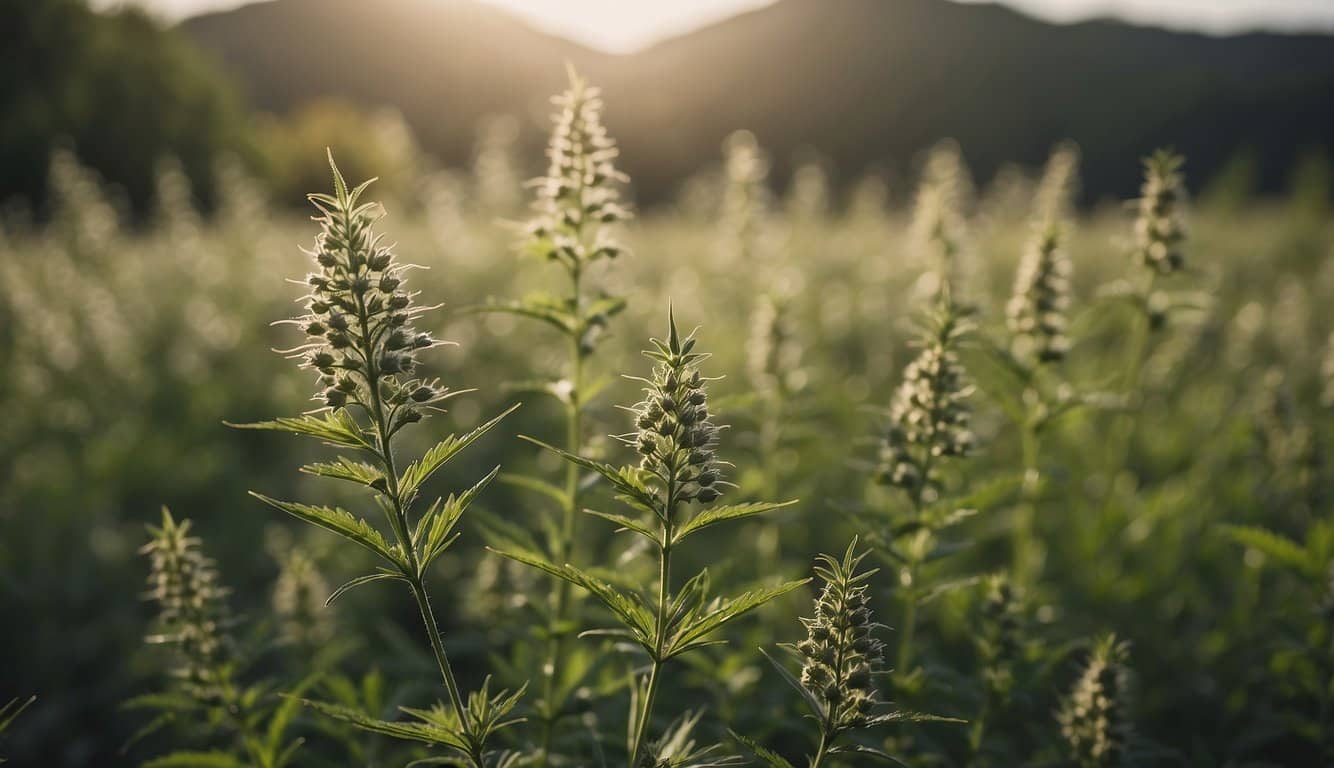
95,0 -> 1334,51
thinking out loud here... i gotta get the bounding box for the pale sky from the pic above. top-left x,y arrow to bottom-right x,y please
101,0 -> 1334,52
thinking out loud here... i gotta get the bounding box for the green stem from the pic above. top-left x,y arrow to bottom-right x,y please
630,494 -> 675,767
897,454 -> 931,679
351,281 -> 475,749
537,268 -> 585,766
1099,270 -> 1158,517
810,729 -> 832,768
1013,416 -> 1041,585
896,590 -> 918,678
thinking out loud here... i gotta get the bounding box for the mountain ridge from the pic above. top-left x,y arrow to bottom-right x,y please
181,0 -> 1334,204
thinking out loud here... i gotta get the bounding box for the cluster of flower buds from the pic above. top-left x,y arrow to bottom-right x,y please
525,67 -> 629,268
1132,150 -> 1188,275
294,155 -> 448,425
1058,635 -> 1132,768
797,543 -> 885,732
977,574 -> 1020,698
1007,224 -> 1072,364
629,312 -> 725,510
141,508 -> 232,695
877,294 -> 975,495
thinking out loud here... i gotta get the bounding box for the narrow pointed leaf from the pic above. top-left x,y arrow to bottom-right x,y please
1221,524 -> 1318,577
673,500 -> 798,545
584,507 -> 661,544
399,405 -> 519,500
227,411 -> 373,452
250,493 -> 401,567
489,546 -> 655,647
666,579 -> 809,658
300,457 -> 386,491
298,699 -> 468,750
728,730 -> 796,768
326,572 -> 406,606
759,647 -> 825,717
518,435 -> 658,512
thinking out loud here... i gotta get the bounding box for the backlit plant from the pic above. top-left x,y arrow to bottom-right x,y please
235,155 -> 522,768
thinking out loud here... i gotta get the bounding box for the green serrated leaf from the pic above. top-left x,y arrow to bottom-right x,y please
399,405 -> 519,500
301,457 -> 386,490
489,546 -> 655,649
519,436 -> 659,513
666,579 -> 809,658
584,507 -> 662,544
1221,524 -> 1318,578
299,699 -> 468,751
673,500 -> 798,545
728,729 -> 796,768
418,467 -> 501,572
228,410 -> 373,452
250,494 -> 402,567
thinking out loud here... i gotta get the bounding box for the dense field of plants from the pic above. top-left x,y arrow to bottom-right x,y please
2,72 -> 1332,767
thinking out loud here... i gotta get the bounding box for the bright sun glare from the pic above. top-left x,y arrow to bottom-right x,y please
477,0 -> 777,53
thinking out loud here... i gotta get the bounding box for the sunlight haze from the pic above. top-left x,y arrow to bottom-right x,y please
100,0 -> 1334,50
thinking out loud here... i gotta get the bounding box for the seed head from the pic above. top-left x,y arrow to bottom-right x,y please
525,67 -> 629,270
1132,150 -> 1188,275
1007,223 -> 1072,364
1057,634 -> 1132,768
290,153 -> 451,415
798,541 -> 886,732
626,310 -> 725,511
140,508 -> 232,695
877,292 -> 975,496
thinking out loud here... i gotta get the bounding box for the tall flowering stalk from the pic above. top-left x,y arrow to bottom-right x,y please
1001,221 -> 1073,583
1132,151 -> 1187,278
134,509 -> 308,767
493,311 -> 805,766
1007,224 -> 1071,367
142,509 -> 233,701
485,66 -> 629,763
877,291 -> 976,505
861,290 -> 979,687
1098,150 -> 1189,515
735,541 -> 953,768
910,141 -> 973,300
235,154 -> 521,768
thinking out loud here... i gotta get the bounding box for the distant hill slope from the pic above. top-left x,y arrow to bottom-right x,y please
183,0 -> 1334,204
